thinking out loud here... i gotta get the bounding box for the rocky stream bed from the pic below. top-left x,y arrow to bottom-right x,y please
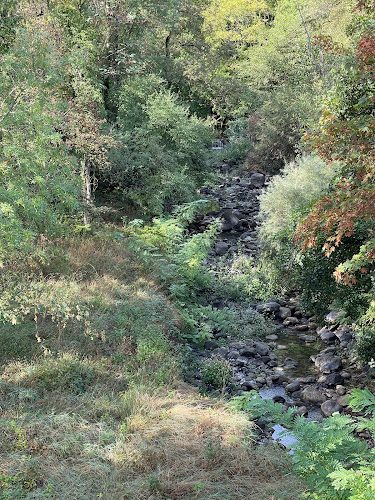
187,163 -> 370,432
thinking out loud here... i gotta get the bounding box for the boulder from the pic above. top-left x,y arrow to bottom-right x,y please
279,307 -> 292,320
325,373 -> 344,387
254,341 -> 270,356
314,353 -> 343,373
320,329 -> 337,343
240,346 -> 257,357
321,400 -> 343,417
326,310 -> 343,324
256,302 -> 280,314
335,330 -> 353,342
220,210 -> 240,231
301,386 -> 327,404
214,242 -> 229,255
250,172 -> 265,188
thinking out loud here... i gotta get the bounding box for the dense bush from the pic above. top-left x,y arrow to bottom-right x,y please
104,76 -> 213,215
257,154 -> 340,299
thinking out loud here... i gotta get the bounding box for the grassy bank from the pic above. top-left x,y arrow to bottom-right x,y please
0,231 -> 304,499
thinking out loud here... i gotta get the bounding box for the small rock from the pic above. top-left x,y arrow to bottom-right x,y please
277,345 -> 287,350
302,387 -> 327,404
266,334 -> 279,341
321,400 -> 343,417
286,381 -> 301,393
284,358 -> 299,369
295,324 -> 308,331
256,302 -> 280,314
325,373 -> 344,387
240,347 -> 257,357
283,317 -> 298,326
260,355 -> 271,364
254,341 -> 270,356
337,395 -> 349,407
214,242 -> 229,255
299,334 -> 317,343
241,380 -> 259,391
279,307 -> 292,320
336,385 -> 346,396
236,356 -> 249,366
255,377 -> 266,385
273,395 -> 286,404
293,406 -> 308,416
227,350 -> 240,359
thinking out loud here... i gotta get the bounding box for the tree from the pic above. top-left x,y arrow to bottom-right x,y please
295,2 -> 375,285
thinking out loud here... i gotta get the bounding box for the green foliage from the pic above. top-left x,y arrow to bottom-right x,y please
0,27 -> 81,264
0,457 -> 47,499
25,355 -> 97,394
259,154 -> 340,251
106,77 -> 213,215
212,253 -> 276,302
127,204 -> 219,304
233,391 -> 375,499
200,358 -> 232,391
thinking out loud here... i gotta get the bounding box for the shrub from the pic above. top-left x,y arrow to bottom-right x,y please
258,154 -> 341,301
201,358 -> 232,391
104,76 -> 213,215
259,154 -> 340,251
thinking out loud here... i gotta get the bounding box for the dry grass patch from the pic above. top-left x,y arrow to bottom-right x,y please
0,384 -> 305,499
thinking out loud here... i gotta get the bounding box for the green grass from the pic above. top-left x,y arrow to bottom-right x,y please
0,232 -> 305,499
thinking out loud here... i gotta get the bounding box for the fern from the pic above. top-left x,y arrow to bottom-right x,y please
348,388 -> 375,415
232,393 -> 374,499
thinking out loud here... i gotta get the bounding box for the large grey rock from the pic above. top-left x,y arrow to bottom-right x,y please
314,353 -> 342,373
321,400 -> 343,417
320,328 -> 337,343
215,242 -> 229,255
240,346 -> 257,357
250,173 -> 266,188
256,302 -> 280,314
325,373 -> 344,387
326,310 -> 344,324
254,341 -> 270,356
279,307 -> 292,320
301,386 -> 327,404
220,210 -> 240,231
335,330 -> 353,342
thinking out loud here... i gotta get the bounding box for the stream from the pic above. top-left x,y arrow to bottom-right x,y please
188,162 -> 357,428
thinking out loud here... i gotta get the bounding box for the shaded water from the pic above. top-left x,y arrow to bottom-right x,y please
276,328 -> 323,377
